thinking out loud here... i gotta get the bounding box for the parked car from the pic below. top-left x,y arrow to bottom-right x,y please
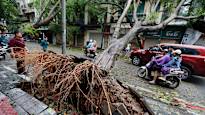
130,43 -> 205,80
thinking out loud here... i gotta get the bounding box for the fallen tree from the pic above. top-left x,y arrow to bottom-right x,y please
16,0 -> 205,114
33,0 -> 61,28
21,52 -> 152,114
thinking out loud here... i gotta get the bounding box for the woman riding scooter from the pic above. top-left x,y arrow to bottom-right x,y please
147,49 -> 172,84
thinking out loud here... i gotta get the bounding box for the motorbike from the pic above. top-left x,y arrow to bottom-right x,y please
83,47 -> 97,58
0,43 -> 8,60
137,57 -> 184,89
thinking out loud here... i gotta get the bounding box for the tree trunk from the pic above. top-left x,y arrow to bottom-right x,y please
111,0 -> 133,41
33,0 -> 60,29
95,22 -> 141,71
33,11 -> 59,28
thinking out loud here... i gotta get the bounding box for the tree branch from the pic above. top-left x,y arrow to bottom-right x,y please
33,0 -> 61,28
92,1 -> 123,10
153,0 -> 160,11
174,0 -> 186,14
141,0 -> 187,30
133,0 -> 140,21
48,0 -> 60,16
175,15 -> 202,20
111,0 -> 133,41
33,8 -> 61,28
35,0 -> 51,24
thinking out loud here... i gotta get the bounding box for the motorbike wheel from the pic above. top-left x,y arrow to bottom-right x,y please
166,76 -> 180,89
137,67 -> 147,78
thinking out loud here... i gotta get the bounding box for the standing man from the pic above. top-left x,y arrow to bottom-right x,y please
8,30 -> 26,74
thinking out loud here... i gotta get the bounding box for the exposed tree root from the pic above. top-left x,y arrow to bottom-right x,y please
17,52 -> 150,114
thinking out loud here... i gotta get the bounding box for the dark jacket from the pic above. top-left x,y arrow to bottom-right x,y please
8,37 -> 25,48
8,37 -> 25,53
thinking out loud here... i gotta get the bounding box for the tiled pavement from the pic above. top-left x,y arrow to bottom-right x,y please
0,56 -> 56,115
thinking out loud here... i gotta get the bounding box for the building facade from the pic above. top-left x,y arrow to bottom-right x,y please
83,0 -> 205,49
15,0 -> 37,23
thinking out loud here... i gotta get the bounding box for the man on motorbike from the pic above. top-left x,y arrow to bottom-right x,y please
86,39 -> 93,49
161,49 -> 182,77
87,40 -> 97,54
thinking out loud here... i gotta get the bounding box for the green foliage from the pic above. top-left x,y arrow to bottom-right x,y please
146,12 -> 160,23
189,0 -> 205,16
66,0 -> 86,22
0,0 -> 19,21
67,26 -> 80,45
20,24 -> 38,36
161,0 -> 176,15
48,23 -> 62,33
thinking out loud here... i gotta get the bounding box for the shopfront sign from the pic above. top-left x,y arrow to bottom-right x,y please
143,30 -> 160,37
143,26 -> 185,39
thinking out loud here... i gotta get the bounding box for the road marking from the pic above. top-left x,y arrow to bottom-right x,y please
2,65 -> 31,81
2,65 -> 17,73
0,73 -> 8,78
17,75 -> 31,81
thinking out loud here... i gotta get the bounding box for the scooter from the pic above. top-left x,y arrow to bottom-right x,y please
0,43 -> 8,60
83,47 -> 97,58
137,58 -> 184,89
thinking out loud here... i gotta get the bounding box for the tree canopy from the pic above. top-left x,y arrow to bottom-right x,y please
0,0 -> 19,21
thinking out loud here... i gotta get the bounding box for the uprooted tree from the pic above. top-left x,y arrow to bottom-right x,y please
20,0 -> 205,114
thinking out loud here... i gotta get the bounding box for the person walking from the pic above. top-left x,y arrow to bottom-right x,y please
8,30 -> 26,74
40,36 -> 49,52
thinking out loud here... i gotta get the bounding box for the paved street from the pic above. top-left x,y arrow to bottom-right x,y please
111,60 -> 205,115
27,42 -> 205,114
1,41 -> 205,115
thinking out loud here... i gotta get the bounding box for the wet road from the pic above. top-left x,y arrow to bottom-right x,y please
111,60 -> 205,115
26,42 -> 205,114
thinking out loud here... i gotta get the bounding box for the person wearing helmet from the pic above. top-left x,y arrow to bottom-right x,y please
88,40 -> 97,52
161,49 -> 182,76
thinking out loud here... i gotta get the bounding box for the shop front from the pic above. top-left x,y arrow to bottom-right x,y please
142,26 -> 186,49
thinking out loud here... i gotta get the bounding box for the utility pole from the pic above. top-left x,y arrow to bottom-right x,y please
61,0 -> 66,54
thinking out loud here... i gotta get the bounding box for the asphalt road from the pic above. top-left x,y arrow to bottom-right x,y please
111,60 -> 205,115
25,41 -> 205,114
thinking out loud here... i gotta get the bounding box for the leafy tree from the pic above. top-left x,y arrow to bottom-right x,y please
31,0 -> 205,71
95,0 -> 205,71
0,0 -> 19,21
20,23 -> 38,36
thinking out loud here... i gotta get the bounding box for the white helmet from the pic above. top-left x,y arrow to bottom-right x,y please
174,49 -> 182,55
89,39 -> 93,42
164,49 -> 168,52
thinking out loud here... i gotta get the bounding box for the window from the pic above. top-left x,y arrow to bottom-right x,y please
180,48 -> 199,55
149,46 -> 160,51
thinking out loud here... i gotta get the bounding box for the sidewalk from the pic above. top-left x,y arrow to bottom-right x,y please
0,56 -> 56,115
0,92 -> 18,115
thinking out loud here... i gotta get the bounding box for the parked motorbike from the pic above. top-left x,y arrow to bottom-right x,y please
137,60 -> 184,89
0,43 -> 8,60
83,47 -> 97,58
